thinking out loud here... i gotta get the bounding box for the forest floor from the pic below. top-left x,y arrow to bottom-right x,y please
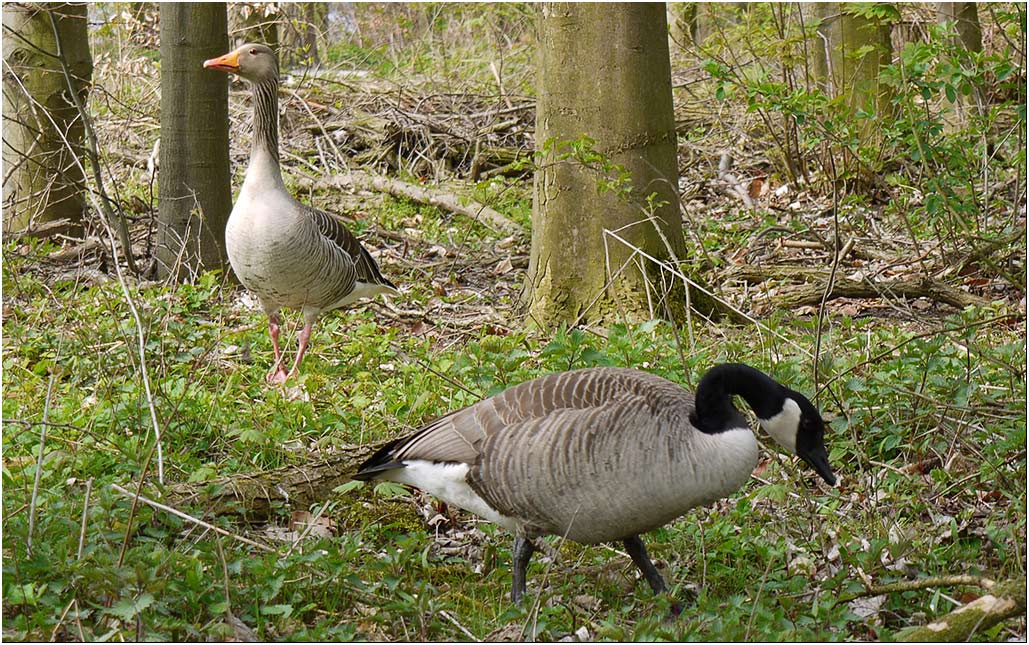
3,16 -> 1027,642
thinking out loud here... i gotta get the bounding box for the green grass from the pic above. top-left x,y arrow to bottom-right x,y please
3,218 -> 1024,640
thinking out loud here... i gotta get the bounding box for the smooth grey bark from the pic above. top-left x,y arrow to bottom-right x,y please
2,2 -> 91,234
156,3 -> 232,280
528,3 -> 696,328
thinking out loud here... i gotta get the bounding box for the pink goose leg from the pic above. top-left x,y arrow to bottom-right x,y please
266,313 -> 289,385
283,322 -> 314,381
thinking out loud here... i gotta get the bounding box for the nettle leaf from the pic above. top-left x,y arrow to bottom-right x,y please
106,593 -> 155,621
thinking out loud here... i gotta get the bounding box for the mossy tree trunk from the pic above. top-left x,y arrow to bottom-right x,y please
156,3 -> 232,281
937,2 -> 983,124
2,2 -> 91,235
803,3 -> 831,89
529,2 -> 707,328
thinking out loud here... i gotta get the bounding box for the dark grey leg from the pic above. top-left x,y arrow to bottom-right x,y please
511,536 -> 535,604
622,535 -> 667,594
623,536 -> 684,616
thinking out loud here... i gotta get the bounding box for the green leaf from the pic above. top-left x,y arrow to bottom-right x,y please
373,481 -> 410,499
260,603 -> 293,617
106,593 -> 155,621
334,480 -> 366,495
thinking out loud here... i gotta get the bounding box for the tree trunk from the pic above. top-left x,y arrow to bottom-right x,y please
803,3 -> 832,91
937,2 -> 982,54
808,2 -> 894,174
229,2 -> 279,51
2,2 -> 92,235
937,2 -> 983,125
280,2 -> 324,68
528,3 -> 704,328
156,3 -> 232,281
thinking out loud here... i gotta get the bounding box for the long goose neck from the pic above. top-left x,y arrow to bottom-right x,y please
250,76 -> 281,169
239,73 -> 286,195
692,364 -> 784,434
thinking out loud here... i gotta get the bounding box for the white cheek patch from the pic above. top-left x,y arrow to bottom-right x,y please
760,397 -> 801,453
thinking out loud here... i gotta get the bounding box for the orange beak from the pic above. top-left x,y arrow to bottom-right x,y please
203,49 -> 240,72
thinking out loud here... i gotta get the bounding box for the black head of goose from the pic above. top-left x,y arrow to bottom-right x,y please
204,44 -> 397,385
354,363 -> 835,606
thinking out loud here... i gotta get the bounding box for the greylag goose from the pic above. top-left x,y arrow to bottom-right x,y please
204,43 -> 396,384
355,363 -> 835,606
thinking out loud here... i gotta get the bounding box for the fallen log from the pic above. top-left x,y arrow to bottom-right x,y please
776,277 -> 991,310
167,439 -> 390,522
726,265 -> 992,310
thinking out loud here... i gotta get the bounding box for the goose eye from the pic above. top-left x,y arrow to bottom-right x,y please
249,48 -> 257,55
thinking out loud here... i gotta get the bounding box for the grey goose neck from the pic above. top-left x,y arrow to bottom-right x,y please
691,363 -> 788,434
249,74 -> 279,165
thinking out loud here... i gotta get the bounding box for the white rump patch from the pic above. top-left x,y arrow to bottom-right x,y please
333,281 -> 395,309
388,461 -> 523,533
759,397 -> 801,453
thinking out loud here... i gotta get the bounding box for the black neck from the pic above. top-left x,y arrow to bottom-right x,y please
250,77 -> 279,164
691,363 -> 786,434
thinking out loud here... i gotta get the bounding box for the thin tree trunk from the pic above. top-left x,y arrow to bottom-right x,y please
528,3 -> 706,328
156,3 -> 232,281
2,2 -> 91,235
937,2 -> 982,54
807,2 -> 894,179
229,2 -> 279,51
280,2 -> 324,68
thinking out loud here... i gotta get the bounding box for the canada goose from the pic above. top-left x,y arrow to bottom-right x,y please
203,44 -> 396,384
354,363 -> 835,604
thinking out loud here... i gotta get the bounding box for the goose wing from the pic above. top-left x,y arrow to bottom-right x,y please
303,204 -> 396,290
354,367 -> 691,478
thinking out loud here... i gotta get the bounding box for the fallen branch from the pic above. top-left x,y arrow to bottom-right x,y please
896,578 -> 1026,642
727,265 -> 992,310
166,440 -> 390,522
7,218 -> 81,241
716,152 -> 755,209
776,277 -> 990,310
111,483 -> 275,552
839,575 -> 996,603
298,170 -> 524,235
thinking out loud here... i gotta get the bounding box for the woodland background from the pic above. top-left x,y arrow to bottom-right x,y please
2,2 -> 1026,641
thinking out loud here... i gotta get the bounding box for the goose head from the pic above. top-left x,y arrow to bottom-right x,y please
203,43 -> 278,84
759,390 -> 836,486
